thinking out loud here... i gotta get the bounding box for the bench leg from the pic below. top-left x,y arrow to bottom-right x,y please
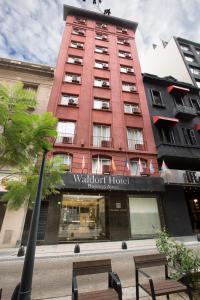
187,287 -> 193,300
166,295 -> 169,300
135,270 -> 139,300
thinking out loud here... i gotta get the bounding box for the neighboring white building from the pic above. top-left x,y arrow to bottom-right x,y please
142,36 -> 200,88
0,57 -> 54,248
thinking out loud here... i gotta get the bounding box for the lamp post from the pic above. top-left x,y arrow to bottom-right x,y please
17,150 -> 47,300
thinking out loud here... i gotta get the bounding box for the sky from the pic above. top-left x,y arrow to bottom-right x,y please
0,0 -> 200,68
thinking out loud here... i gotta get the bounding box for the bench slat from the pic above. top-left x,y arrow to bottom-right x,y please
78,289 -> 118,300
73,259 -> 112,276
134,254 -> 167,268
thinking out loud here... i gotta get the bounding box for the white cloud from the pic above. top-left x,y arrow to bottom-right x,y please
0,0 -> 199,67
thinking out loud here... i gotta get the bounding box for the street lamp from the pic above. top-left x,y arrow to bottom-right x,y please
16,150 -> 47,300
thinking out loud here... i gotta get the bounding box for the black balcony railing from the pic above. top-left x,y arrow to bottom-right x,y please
174,104 -> 197,118
127,139 -> 146,151
56,133 -> 75,145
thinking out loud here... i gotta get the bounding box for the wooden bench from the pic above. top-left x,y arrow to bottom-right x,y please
72,259 -> 122,300
133,253 -> 192,300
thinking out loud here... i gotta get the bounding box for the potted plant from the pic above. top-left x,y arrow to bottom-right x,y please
156,229 -> 200,298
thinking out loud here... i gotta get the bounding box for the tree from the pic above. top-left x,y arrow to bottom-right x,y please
0,81 -> 64,209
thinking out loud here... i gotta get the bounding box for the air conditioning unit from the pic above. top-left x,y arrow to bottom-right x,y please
68,98 -> 77,105
72,76 -> 79,83
125,53 -> 131,58
102,63 -> 108,69
102,102 -> 109,109
130,86 -> 136,93
77,43 -> 83,49
127,68 -> 133,73
102,36 -> 107,40
132,107 -> 141,114
78,19 -> 85,24
135,144 -> 145,151
102,81 -> 109,87
78,30 -> 84,35
102,164 -> 111,174
122,28 -> 128,33
101,140 -> 110,147
62,137 -> 73,144
74,58 -> 81,64
102,24 -> 107,28
124,40 -> 129,45
141,168 -> 150,176
103,49 -> 108,54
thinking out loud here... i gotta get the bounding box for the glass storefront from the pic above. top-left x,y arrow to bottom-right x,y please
59,194 -> 106,240
129,196 -> 161,237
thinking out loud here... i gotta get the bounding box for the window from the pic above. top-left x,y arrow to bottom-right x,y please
196,48 -> 200,55
129,196 -> 161,236
53,154 -> 72,172
56,121 -> 76,144
64,73 -> 81,83
117,38 -> 129,45
173,94 -> 185,106
93,99 -> 110,110
119,51 -> 131,58
182,128 -> 198,145
122,82 -> 136,92
160,127 -> 175,144
180,44 -> 189,51
130,159 -> 147,176
96,22 -> 107,29
23,83 -> 38,91
70,41 -> 84,49
151,90 -> 164,106
74,17 -> 86,24
127,128 -> 144,150
92,157 -> 111,174
195,80 -> 200,88
67,56 -> 83,64
120,65 -> 134,74
95,60 -> 109,69
60,94 -> 78,106
190,67 -> 200,75
95,46 -> 108,54
72,28 -> 85,36
93,124 -> 111,147
190,98 -> 200,112
185,55 -> 195,62
124,103 -> 140,114
116,26 -> 127,34
96,33 -> 107,41
94,78 -> 109,88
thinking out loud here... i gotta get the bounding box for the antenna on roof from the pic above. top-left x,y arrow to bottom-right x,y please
152,44 -> 157,49
82,0 -> 111,15
162,40 -> 168,48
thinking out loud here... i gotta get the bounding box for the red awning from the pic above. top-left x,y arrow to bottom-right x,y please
153,115 -> 179,126
196,124 -> 200,131
167,85 -> 190,94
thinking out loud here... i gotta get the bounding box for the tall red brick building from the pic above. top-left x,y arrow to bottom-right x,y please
45,5 -> 164,243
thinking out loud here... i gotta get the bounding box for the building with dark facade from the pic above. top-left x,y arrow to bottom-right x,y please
142,36 -> 200,90
143,73 -> 200,236
33,5 -> 165,245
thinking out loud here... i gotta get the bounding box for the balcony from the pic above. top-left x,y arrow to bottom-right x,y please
55,133 -> 75,145
157,143 -> 200,162
127,140 -> 146,151
92,136 -> 112,148
174,104 -> 197,119
160,169 -> 200,185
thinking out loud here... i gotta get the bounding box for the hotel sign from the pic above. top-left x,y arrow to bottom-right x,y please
62,173 -> 164,192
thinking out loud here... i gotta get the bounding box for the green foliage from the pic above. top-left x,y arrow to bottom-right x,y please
0,81 -> 57,167
2,158 -> 64,210
0,81 -> 64,209
156,229 -> 200,278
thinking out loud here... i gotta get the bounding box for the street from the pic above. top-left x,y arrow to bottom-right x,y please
1,250 -> 159,300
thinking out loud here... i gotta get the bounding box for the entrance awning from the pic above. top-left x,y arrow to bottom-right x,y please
152,115 -> 179,126
167,85 -> 190,94
196,124 -> 200,131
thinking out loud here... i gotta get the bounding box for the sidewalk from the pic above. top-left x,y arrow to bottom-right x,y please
0,235 -> 199,261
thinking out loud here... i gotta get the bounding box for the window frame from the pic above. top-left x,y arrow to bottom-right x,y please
182,128 -> 198,146
150,89 -> 165,107
159,127 -> 176,144
60,94 -> 79,106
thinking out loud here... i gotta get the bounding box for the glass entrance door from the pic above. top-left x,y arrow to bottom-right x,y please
129,196 -> 161,238
59,194 -> 105,240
